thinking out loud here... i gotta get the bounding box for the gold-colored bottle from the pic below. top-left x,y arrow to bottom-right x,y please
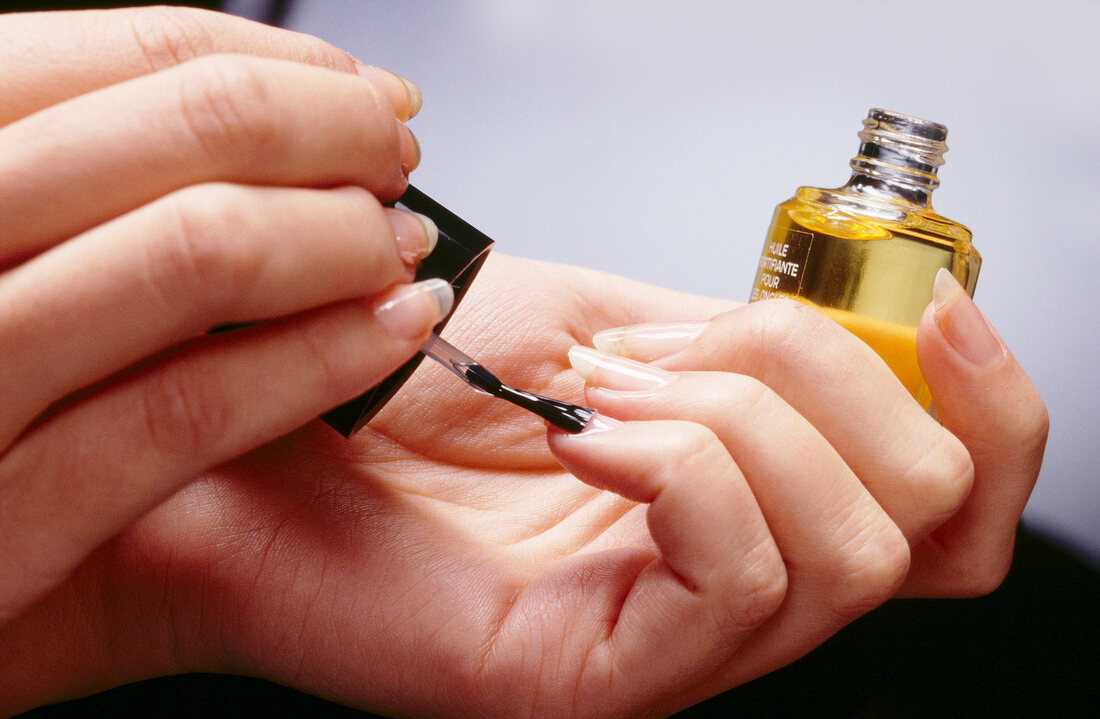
749,108 -> 980,409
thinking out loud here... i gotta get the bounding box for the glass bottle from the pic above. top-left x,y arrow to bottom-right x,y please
748,108 -> 980,410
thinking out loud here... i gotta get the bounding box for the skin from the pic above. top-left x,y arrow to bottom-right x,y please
0,7 -> 1048,719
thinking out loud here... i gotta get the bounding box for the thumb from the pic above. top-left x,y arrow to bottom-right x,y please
909,269 -> 1049,595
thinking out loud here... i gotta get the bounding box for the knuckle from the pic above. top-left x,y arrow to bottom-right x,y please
830,519 -> 911,620
129,5 -> 216,72
905,429 -> 975,527
176,55 -> 278,163
725,546 -> 788,629
346,188 -> 406,280
1016,389 -> 1051,458
719,373 -> 776,418
140,360 -> 228,460
667,424 -> 729,474
750,298 -> 847,371
282,29 -> 357,71
957,558 -> 1012,597
942,538 -> 1016,598
150,185 -> 260,315
291,312 -> 354,401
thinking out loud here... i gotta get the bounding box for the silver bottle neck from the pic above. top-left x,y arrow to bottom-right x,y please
846,108 -> 948,207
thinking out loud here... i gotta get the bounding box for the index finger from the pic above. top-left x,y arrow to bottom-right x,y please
0,6 -> 419,124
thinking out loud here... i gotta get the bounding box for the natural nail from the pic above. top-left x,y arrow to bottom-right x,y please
385,208 -> 438,265
398,121 -> 421,175
396,74 -> 423,120
592,321 -> 708,361
568,345 -> 672,391
373,278 -> 453,340
932,268 -> 1003,366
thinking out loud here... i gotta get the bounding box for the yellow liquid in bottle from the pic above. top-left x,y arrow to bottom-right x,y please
750,189 -> 980,409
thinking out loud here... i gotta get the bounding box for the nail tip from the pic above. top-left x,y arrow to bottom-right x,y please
932,268 -> 963,309
424,278 -> 454,319
567,345 -> 598,379
401,77 -> 423,119
591,329 -> 621,354
414,212 -> 439,255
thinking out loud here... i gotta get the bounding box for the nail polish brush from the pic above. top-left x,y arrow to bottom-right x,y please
421,332 -> 595,433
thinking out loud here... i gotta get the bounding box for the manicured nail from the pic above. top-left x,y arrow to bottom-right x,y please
385,208 -> 438,265
572,413 -> 623,436
398,121 -> 421,175
354,65 -> 423,121
373,278 -> 453,340
592,321 -> 708,361
932,268 -> 1003,366
568,346 -> 672,391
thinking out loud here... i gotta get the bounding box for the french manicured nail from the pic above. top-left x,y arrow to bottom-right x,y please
385,208 -> 438,265
398,121 -> 421,175
568,346 -> 672,391
354,65 -> 423,121
932,268 -> 1003,366
373,278 -> 453,340
592,321 -> 708,361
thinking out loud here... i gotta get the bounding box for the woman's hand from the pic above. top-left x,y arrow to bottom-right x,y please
0,5 -> 442,645
591,269 -> 1048,599
0,253 -> 1045,718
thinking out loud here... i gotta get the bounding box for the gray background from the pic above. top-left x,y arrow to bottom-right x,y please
258,0 -> 1098,567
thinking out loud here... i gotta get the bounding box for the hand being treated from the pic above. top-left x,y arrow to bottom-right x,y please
0,5 -> 445,647
0,7 -> 1048,719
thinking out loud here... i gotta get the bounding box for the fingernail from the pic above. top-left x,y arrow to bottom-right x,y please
568,345 -> 672,391
398,121 -> 421,175
932,268 -> 1003,366
354,65 -> 423,121
385,208 -> 438,265
572,413 -> 623,436
592,321 -> 708,361
373,278 -> 453,340
397,74 -> 423,120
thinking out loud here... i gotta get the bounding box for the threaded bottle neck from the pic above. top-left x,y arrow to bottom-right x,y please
846,108 -> 948,207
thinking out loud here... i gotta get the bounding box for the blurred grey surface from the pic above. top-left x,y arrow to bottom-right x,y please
235,0 -> 1099,567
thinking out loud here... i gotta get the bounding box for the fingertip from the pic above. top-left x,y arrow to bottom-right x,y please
917,290 -> 1048,458
353,64 -> 422,121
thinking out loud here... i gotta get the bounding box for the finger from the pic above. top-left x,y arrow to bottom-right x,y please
0,278 -> 452,622
568,347 -> 911,675
904,270 -> 1049,596
0,184 -> 437,447
548,419 -> 787,697
0,6 -> 420,125
593,301 -> 975,545
0,53 -> 419,263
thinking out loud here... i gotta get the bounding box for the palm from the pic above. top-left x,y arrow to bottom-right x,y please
114,255 -> 731,717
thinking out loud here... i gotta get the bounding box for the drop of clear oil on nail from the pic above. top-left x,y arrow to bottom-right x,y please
748,108 -> 981,411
